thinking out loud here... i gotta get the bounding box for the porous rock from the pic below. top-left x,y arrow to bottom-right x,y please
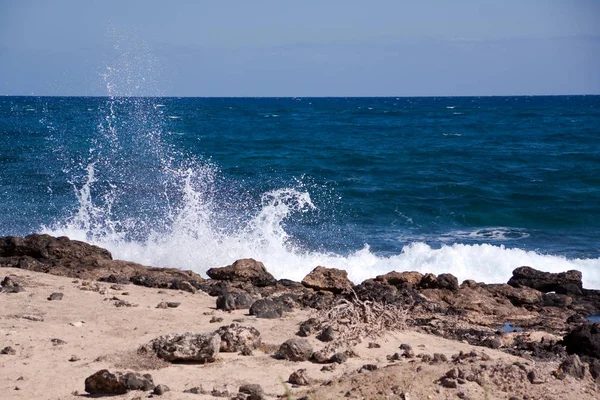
301,266 -> 353,294
276,338 -> 313,361
139,332 -> 220,363
215,323 -> 261,352
508,266 -> 583,296
206,258 -> 276,287
84,369 -> 155,394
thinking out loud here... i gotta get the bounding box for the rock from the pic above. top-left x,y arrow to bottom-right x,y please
139,332 -> 220,363
543,292 -> 573,307
69,355 -> 80,362
156,302 -> 169,309
207,258 -> 276,287
527,369 -> 545,384
249,299 -> 283,319
555,354 -> 587,380
301,266 -> 353,294
153,384 -> 170,395
1,346 -> 16,355
483,337 -> 502,349
297,318 -> 319,337
183,386 -> 204,394
0,276 -> 25,293
22,315 -> 44,322
210,316 -> 224,323
563,323 -> 600,358
215,323 -> 261,352
399,343 -> 413,351
353,281 -> 399,303
360,364 -> 378,372
47,292 -> 63,301
167,302 -> 180,308
330,352 -> 349,364
375,271 -> 424,288
239,383 -> 265,400
276,338 -> 313,361
289,369 -> 310,386
440,377 -> 458,388
84,369 -> 155,394
178,281 -> 196,293
216,293 -> 236,311
435,274 -> 460,292
508,266 -> 583,296
317,326 -> 337,342
419,273 -> 438,289
51,338 -> 66,346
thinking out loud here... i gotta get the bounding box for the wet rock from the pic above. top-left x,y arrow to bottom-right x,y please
153,384 -> 170,395
215,323 -> 261,352
139,332 -> 220,363
1,346 -> 16,355
207,258 -> 276,287
555,354 -> 587,380
84,369 -> 155,394
368,342 -> 381,349
301,266 -> 353,294
563,323 -> 600,359
249,298 -> 283,319
508,266 -> 583,296
239,383 -> 265,400
276,338 -> 313,361
289,369 -> 310,386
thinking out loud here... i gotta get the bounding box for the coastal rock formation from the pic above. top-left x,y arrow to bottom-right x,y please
215,323 -> 261,352
139,332 -> 221,363
301,266 -> 353,294
563,323 -> 600,359
84,369 -> 155,394
508,266 -> 583,296
206,258 -> 276,287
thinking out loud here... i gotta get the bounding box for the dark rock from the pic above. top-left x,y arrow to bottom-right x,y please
399,344 -> 413,351
177,281 -> 196,293
543,293 -> 573,307
216,293 -> 236,311
166,302 -> 180,308
368,342 -> 381,349
249,299 -> 283,319
299,291 -> 335,310
84,369 -> 155,394
210,316 -> 224,323
153,384 -> 170,395
435,274 -> 459,292
301,266 -> 353,294
297,318 -> 319,337
527,369 -> 545,384
440,377 -> 458,388
567,314 -> 588,324
508,266 -> 583,296
207,258 -> 276,287
232,292 -> 256,309
418,273 -> 438,289
331,352 -> 349,364
317,326 -> 337,342
156,302 -> 169,309
353,281 -> 398,303
555,354 -> 587,380
51,338 -> 66,346
375,271 -> 423,288
276,338 -> 313,361
0,276 -> 25,293
215,323 -> 261,352
360,364 -> 378,372
288,369 -> 310,386
483,337 -> 502,349
563,323 -> 600,359
139,332 -> 220,363
239,383 -> 265,400
1,346 -> 16,355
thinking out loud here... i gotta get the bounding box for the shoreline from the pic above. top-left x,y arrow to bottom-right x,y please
1,233 -> 599,399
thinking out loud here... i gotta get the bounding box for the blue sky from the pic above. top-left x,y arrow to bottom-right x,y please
1,0 -> 599,96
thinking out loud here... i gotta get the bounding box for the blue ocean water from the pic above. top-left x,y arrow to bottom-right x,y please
1,95 -> 599,287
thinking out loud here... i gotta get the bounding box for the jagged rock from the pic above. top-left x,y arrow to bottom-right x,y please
215,323 -> 261,352
435,274 -> 460,292
508,266 -> 583,296
47,292 -> 63,301
301,266 -> 353,294
375,271 -> 424,288
139,332 -> 220,363
239,383 -> 265,400
206,258 -> 276,287
543,293 -> 573,307
353,281 -> 399,303
249,299 -> 283,319
563,323 -> 600,358
153,384 -> 170,395
276,338 -> 313,361
288,369 -> 310,386
84,369 -> 154,394
555,354 -> 586,380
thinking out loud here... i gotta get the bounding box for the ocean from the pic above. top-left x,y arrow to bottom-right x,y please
1,95 -> 599,288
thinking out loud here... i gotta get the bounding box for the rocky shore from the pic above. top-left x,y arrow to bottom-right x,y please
1,233 -> 599,399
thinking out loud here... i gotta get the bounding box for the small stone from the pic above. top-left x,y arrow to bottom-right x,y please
239,383 -> 265,400
403,349 -> 415,358
440,377 -> 458,389
321,364 -> 336,372
153,384 -> 170,395
331,352 -> 349,364
183,386 -> 203,394
178,281 -> 196,294
51,338 -> 67,346
47,292 -> 64,301
239,347 -> 253,356
555,354 -> 586,380
21,315 -> 44,322
69,355 -> 80,362
70,321 -> 84,327
166,302 -> 180,308
121,292 -> 130,295
1,346 -> 16,355
289,369 -> 310,386
156,302 -> 168,309
210,316 -> 224,323
368,342 -> 381,349
360,364 -> 378,372
527,370 -> 545,384
216,293 -> 236,311
445,368 -> 459,379
317,326 -> 337,342
399,344 -> 413,351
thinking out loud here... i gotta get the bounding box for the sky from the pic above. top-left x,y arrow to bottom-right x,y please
0,0 -> 599,96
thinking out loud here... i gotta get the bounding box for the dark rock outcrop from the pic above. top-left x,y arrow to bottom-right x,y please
249,298 -> 284,319
139,332 -> 220,363
508,266 -> 583,296
206,258 -> 276,287
301,266 -> 353,294
563,323 -> 600,359
276,338 -> 313,361
84,369 -> 154,394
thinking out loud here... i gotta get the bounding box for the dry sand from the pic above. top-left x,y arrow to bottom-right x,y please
1,267 -> 598,399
